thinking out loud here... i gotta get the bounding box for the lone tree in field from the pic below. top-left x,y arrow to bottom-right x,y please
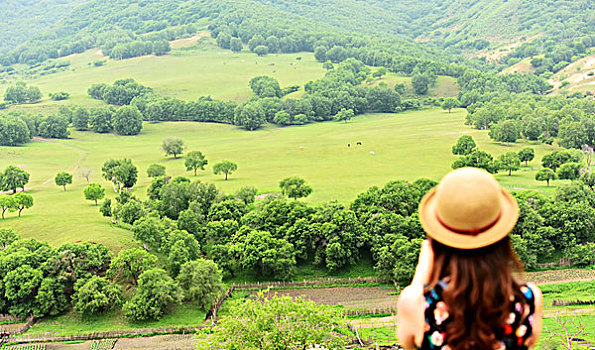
497,152 -> 521,176
84,183 -> 105,205
0,196 -> 16,219
213,161 -> 237,181
13,192 -> 33,216
102,159 -> 138,192
518,147 -> 535,166
79,167 -> 92,183
185,151 -> 208,176
162,137 -> 185,159
334,108 -> 354,123
279,177 -> 313,200
441,97 -> 460,113
451,135 -> 477,155
147,164 -> 166,178
1,165 -> 30,193
55,172 -> 73,191
536,168 -> 556,187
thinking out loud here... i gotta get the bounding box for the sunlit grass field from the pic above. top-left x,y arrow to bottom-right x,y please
0,108 -> 566,251
0,36 -> 326,110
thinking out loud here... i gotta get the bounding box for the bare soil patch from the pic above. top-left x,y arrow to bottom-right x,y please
525,269 -> 595,285
114,334 -> 195,349
262,286 -> 398,310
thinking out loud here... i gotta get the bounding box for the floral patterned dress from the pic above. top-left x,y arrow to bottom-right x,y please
419,280 -> 536,350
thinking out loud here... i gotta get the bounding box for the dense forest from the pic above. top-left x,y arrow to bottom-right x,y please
1,0 -> 593,70
0,0 -> 88,54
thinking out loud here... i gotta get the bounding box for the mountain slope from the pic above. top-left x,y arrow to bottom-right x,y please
0,0 -> 89,54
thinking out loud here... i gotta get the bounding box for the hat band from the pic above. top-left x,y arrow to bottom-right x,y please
436,212 -> 502,236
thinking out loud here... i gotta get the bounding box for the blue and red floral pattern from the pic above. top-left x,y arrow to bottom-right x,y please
418,281 -> 536,350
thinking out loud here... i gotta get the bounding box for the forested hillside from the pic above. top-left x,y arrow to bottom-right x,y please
2,0 -> 593,74
0,0 -> 88,54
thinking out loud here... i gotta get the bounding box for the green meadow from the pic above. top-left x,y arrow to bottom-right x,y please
0,35 -> 326,109
0,109 -> 565,251
0,40 -> 570,251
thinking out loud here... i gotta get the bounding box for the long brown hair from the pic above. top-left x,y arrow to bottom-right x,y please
426,237 -> 525,350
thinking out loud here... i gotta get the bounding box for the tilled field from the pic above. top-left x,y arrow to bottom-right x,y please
526,269 -> 595,284
262,286 -> 398,310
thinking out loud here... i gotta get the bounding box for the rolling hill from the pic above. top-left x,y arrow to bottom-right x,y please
0,0 -> 88,54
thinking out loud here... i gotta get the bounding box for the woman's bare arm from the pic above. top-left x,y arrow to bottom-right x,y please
397,283 -> 425,350
525,283 -> 543,348
397,239 -> 435,349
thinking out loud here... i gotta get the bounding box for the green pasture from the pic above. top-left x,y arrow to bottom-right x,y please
0,38 -> 326,109
26,303 -> 206,337
0,108 -> 566,251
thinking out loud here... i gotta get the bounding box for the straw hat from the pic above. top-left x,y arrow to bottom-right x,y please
418,167 -> 519,249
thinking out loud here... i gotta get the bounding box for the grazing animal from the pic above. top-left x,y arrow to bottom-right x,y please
370,151 -> 375,155
299,146 -> 305,150
357,141 -> 362,146
348,144 -> 351,147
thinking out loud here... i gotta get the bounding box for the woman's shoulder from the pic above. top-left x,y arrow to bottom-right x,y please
518,281 -> 542,304
398,283 -> 425,310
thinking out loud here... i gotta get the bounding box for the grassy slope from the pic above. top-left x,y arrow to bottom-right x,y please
0,40 -> 325,107
27,303 -> 206,336
0,109 -> 564,251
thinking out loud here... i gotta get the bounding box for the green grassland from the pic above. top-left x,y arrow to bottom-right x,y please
0,108 -> 565,251
0,43 -> 573,253
0,36 -> 326,108
26,303 -> 206,337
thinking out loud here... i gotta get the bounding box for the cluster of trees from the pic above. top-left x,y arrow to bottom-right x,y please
88,78 -> 153,106
450,135 -> 593,188
0,229 -> 225,322
464,93 -> 595,147
0,193 -> 34,219
3,81 -> 42,104
0,0 -> 198,66
197,292 -> 350,349
0,102 -> 145,146
109,39 -> 170,60
68,105 -> 144,136
450,136 -> 535,176
0,165 -> 34,219
88,63 -> 403,132
535,150 -> 592,187
0,110 -> 70,145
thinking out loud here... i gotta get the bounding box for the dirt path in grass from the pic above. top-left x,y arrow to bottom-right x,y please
0,137 -> 90,194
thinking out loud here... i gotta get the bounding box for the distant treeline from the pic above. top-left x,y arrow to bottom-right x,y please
87,61 -> 406,131
466,93 -> 595,147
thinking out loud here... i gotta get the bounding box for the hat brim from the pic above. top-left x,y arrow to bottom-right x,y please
418,187 -> 519,249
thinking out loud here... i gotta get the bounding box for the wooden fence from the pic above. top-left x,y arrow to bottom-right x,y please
0,315 -> 20,322
343,308 -> 396,317
0,314 -> 35,335
234,277 -> 390,290
6,326 -> 200,345
552,299 -> 595,306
